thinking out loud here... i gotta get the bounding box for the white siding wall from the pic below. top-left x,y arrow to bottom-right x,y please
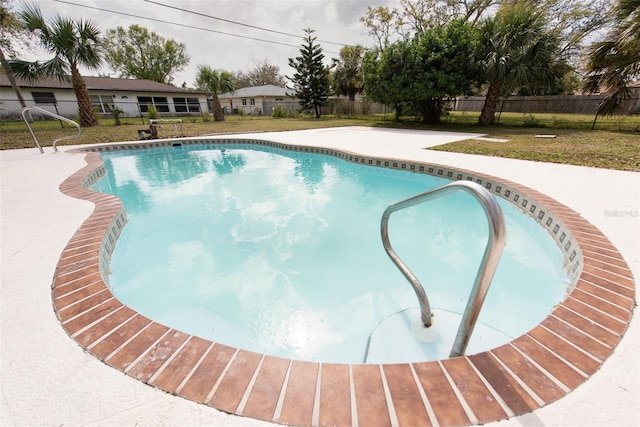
220,96 -> 283,115
0,87 -> 209,119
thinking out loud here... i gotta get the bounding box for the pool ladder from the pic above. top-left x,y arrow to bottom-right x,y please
381,181 -> 506,358
21,106 -> 82,153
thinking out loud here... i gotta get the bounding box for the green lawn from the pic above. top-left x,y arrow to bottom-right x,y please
2,112 -> 638,171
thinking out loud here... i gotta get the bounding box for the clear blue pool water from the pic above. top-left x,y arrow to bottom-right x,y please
94,143 -> 570,363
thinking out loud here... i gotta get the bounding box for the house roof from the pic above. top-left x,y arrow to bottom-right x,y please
0,74 -> 207,94
219,84 -> 292,98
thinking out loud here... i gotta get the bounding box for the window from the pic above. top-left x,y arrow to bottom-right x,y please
241,98 -> 247,106
153,96 -> 169,113
91,94 -> 114,113
173,97 -> 201,113
137,96 -> 152,113
250,98 -> 256,106
32,92 -> 56,104
187,98 -> 201,112
137,96 -> 170,113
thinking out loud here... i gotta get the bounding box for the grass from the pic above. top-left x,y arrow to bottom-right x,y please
0,115 -> 374,149
1,112 -> 638,171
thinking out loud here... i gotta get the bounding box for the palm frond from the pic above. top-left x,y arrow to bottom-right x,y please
8,59 -> 45,81
596,87 -> 633,116
49,15 -> 76,57
582,0 -> 639,114
18,1 -> 54,50
18,1 -> 45,32
77,18 -> 102,42
40,56 -> 71,80
76,18 -> 103,69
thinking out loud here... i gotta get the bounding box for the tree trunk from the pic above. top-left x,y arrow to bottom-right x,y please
0,47 -> 27,109
479,81 -> 502,126
348,92 -> 356,116
71,64 -> 99,127
314,102 -> 321,118
211,92 -> 225,121
417,99 -> 441,124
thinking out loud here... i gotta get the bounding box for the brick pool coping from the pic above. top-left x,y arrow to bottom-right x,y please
53,145 -> 635,427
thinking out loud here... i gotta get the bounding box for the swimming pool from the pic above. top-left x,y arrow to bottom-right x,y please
52,134 -> 634,427
92,143 -> 570,363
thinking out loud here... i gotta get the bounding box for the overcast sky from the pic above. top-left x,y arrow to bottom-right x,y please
27,0 -> 397,87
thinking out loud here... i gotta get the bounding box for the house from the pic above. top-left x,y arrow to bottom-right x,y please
218,84 -> 296,115
0,75 -> 209,120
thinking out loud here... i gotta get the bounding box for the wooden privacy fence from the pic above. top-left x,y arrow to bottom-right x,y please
455,95 -> 640,115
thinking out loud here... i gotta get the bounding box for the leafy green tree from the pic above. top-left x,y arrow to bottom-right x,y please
532,0 -> 613,62
363,19 -> 478,123
288,28 -> 330,118
104,24 -> 189,85
0,0 -> 30,108
360,6 -> 404,51
360,0 -> 497,47
232,58 -> 287,88
476,2 -> 563,125
195,65 -> 234,122
331,45 -> 365,102
9,1 -> 101,126
582,0 -> 640,121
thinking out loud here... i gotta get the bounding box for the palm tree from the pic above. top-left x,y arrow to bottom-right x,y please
476,2 -> 563,126
331,45 -> 366,102
9,2 -> 102,127
195,65 -> 234,121
582,0 -> 640,124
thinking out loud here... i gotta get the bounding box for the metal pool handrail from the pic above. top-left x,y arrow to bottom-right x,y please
21,106 -> 82,153
380,180 -> 506,358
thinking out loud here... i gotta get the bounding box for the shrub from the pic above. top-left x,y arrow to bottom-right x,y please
272,105 -> 285,118
147,105 -> 158,120
105,104 -> 126,126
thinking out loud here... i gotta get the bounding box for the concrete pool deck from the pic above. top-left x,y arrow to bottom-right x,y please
1,126 -> 638,426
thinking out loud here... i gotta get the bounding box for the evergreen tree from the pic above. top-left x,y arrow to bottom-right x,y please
288,28 -> 330,118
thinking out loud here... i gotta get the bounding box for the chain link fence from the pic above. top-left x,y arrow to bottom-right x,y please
3,95 -> 639,131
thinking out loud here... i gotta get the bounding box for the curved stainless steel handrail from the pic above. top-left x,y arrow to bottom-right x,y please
380,180 -> 506,357
21,106 -> 82,153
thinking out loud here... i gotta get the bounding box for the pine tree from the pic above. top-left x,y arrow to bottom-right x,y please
288,29 -> 330,118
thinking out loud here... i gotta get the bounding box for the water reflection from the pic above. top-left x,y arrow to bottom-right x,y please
95,144 -> 571,363
294,157 -> 326,191
212,149 -> 247,175
135,150 -> 211,184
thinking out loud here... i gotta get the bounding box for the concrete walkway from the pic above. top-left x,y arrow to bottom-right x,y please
1,127 -> 638,426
